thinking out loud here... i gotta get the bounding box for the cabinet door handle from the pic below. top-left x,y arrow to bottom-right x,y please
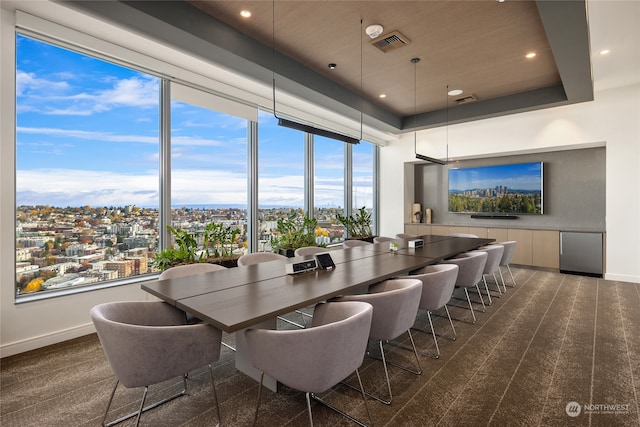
559,235 -> 563,255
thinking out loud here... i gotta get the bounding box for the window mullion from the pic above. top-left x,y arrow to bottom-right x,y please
345,142 -> 353,217
159,79 -> 172,250
248,120 -> 259,253
304,133 -> 314,217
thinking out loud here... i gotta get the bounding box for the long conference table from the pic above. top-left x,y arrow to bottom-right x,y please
142,234 -> 493,390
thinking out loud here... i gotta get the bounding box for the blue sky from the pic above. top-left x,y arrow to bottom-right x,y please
448,162 -> 543,192
16,34 -> 373,209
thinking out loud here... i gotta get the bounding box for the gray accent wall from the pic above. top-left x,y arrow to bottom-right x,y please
412,147 -> 605,232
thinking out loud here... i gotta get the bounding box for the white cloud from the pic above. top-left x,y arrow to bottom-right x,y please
16,70 -> 69,96
17,127 -> 158,144
18,70 -> 159,115
16,168 -> 308,208
17,127 -> 228,148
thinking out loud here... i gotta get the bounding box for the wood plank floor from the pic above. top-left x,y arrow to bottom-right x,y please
2,268 -> 640,426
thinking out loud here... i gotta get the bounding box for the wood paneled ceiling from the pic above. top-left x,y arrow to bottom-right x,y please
187,0 -> 563,117
72,0 -> 591,133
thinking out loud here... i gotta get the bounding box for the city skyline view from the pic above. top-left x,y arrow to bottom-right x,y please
448,162 -> 543,193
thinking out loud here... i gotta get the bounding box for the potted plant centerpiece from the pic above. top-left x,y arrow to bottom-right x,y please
151,223 -> 242,271
270,210 -> 320,257
337,206 -> 375,242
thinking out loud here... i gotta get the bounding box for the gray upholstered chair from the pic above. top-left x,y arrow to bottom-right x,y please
373,236 -> 395,243
159,263 -> 235,351
158,262 -> 226,279
245,301 -> 374,427
397,264 -> 459,358
497,241 -> 518,289
475,244 -> 505,304
332,278 -> 423,404
294,246 -> 326,257
90,301 -> 222,427
238,251 -> 288,266
443,251 -> 488,323
342,239 -> 372,248
395,233 -> 417,240
238,251 -> 306,328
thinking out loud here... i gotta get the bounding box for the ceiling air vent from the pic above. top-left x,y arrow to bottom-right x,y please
455,94 -> 477,104
370,30 -> 411,53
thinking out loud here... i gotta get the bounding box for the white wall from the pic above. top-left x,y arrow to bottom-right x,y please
380,83 -> 640,283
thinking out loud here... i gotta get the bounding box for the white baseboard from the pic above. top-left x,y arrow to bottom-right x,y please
0,322 -> 96,358
604,273 -> 640,284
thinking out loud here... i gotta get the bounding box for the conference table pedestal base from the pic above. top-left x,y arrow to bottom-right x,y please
234,318 -> 278,392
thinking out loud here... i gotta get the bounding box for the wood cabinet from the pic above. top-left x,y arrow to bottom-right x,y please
404,224 -> 560,269
533,230 -> 559,269
507,229 -> 533,265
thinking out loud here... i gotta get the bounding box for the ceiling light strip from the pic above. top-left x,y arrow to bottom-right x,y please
278,118 -> 360,144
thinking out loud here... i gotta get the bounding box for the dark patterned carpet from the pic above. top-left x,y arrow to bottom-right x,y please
2,268 -> 640,426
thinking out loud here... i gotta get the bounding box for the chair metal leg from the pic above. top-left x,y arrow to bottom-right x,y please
311,372 -> 372,427
208,364 -> 221,426
305,393 -> 314,427
277,315 -> 305,329
444,304 -> 456,339
354,333 -> 422,405
474,284 -> 486,312
101,380 -> 119,427
507,264 -> 517,286
296,308 -> 314,328
253,371 -> 264,427
426,311 -> 440,358
463,288 -> 477,323
492,272 -> 503,296
482,276 -> 493,305
102,378 -> 188,427
378,339 -> 393,405
405,329 -> 423,374
134,387 -> 148,427
498,267 -> 508,292
222,342 -> 236,351
354,368 -> 373,427
309,368 -> 372,427
406,310 -> 449,357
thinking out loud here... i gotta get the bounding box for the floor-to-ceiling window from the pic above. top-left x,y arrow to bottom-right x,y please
352,141 -> 375,231
170,84 -> 248,259
13,32 -> 379,300
15,34 -> 160,296
314,135 -> 346,244
256,112 -> 305,252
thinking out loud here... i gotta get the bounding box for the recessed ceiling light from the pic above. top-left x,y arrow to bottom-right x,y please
448,89 -> 463,96
240,10 -> 251,18
328,63 -> 337,70
526,52 -> 537,59
496,0 -> 506,3
379,94 -> 387,99
600,49 -> 610,55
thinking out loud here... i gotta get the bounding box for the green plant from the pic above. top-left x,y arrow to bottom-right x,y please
167,225 -> 199,261
337,206 -> 373,239
151,223 -> 241,271
270,210 -> 319,253
203,222 -> 241,258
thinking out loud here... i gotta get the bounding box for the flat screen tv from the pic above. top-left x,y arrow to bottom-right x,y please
448,162 -> 543,214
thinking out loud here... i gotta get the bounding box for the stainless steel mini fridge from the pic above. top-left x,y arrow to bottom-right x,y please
560,232 -> 603,277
